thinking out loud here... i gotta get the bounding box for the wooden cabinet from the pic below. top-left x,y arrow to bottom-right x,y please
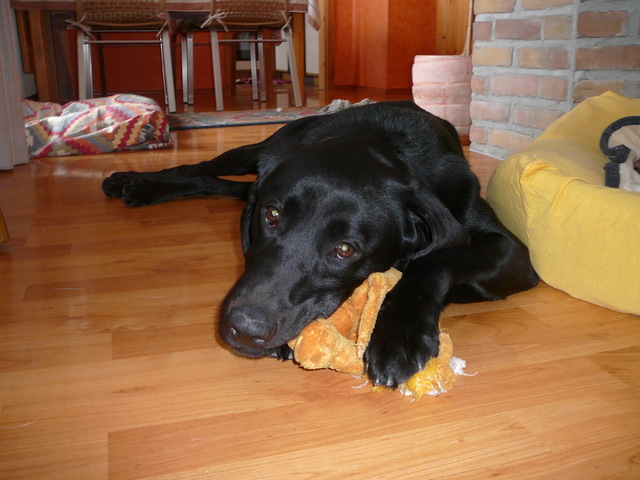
328,0 -> 472,91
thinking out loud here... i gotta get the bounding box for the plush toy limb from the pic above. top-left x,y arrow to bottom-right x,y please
288,318 -> 365,375
289,269 -> 402,375
354,268 -> 403,358
397,331 -> 457,399
289,268 -> 467,399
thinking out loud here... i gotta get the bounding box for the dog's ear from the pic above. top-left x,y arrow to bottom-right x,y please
239,154 -> 282,254
405,189 -> 469,256
240,185 -> 257,254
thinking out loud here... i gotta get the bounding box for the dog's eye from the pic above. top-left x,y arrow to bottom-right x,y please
333,242 -> 356,260
264,206 -> 280,227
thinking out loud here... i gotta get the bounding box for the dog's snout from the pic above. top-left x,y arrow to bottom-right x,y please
223,307 -> 276,348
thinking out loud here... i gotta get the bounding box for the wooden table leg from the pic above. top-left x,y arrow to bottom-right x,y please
22,10 -> 60,102
15,10 -> 34,73
0,208 -> 9,244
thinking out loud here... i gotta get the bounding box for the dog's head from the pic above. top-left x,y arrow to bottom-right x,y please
219,140 -> 467,358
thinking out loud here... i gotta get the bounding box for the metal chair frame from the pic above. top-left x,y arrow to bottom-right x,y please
182,0 -> 302,110
69,0 -> 177,113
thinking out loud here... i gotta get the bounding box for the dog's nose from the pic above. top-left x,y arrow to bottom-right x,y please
223,307 -> 276,348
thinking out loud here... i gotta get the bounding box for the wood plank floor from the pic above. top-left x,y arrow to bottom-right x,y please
1,87 -> 639,479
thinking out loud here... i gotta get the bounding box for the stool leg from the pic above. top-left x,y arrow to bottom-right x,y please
160,29 -> 177,113
249,35 -> 259,101
209,29 -> 224,111
181,32 -> 195,105
187,33 -> 194,105
77,31 -> 93,99
257,35 -> 267,103
283,26 -> 302,108
181,34 -> 188,104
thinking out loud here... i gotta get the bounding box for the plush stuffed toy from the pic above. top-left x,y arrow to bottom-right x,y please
288,268 -> 469,399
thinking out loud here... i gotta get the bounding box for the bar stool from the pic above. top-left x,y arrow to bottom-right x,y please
183,0 -> 303,111
66,0 -> 177,113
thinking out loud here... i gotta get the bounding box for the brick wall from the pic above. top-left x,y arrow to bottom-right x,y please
470,0 -> 640,159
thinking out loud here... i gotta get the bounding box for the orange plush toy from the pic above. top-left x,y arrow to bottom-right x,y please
288,268 -> 468,399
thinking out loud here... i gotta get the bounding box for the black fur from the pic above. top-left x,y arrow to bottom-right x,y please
103,101 -> 538,387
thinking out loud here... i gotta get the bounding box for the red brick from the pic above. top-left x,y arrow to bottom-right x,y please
493,75 -> 538,97
573,80 -> 624,102
514,106 -> 563,129
470,125 -> 487,145
474,0 -> 515,14
523,0 -> 570,9
473,47 -> 513,67
539,76 -> 568,101
576,46 -> 640,70
470,100 -> 509,122
518,46 -> 568,69
578,11 -> 627,38
490,129 -> 534,152
544,16 -> 571,40
473,22 -> 492,42
471,75 -> 488,95
495,19 -> 542,40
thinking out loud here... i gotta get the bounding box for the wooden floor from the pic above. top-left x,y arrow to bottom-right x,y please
1,86 -> 639,479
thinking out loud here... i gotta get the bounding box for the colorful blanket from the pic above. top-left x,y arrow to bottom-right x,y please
23,94 -> 172,158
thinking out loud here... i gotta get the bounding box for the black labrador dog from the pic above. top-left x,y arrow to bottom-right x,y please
103,101 -> 538,387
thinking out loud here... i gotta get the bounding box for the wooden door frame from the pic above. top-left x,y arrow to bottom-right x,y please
318,0 -> 332,90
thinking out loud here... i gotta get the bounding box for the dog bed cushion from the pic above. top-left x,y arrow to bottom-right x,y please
487,91 -> 640,314
23,94 -> 171,158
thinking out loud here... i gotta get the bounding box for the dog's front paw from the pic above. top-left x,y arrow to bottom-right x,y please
364,308 -> 440,388
102,172 -> 140,198
267,344 -> 294,361
120,179 -> 169,206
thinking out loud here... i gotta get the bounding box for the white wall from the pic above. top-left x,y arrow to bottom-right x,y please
275,16 -> 319,76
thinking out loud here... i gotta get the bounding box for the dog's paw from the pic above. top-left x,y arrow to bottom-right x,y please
120,179 -> 167,207
267,344 -> 294,361
102,172 -> 142,198
364,311 -> 440,388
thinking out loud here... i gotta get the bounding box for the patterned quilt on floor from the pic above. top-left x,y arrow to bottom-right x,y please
23,94 -> 172,158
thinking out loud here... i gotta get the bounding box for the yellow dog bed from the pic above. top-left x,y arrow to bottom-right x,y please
487,91 -> 640,314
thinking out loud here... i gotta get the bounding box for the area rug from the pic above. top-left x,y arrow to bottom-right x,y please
169,107 -> 325,131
